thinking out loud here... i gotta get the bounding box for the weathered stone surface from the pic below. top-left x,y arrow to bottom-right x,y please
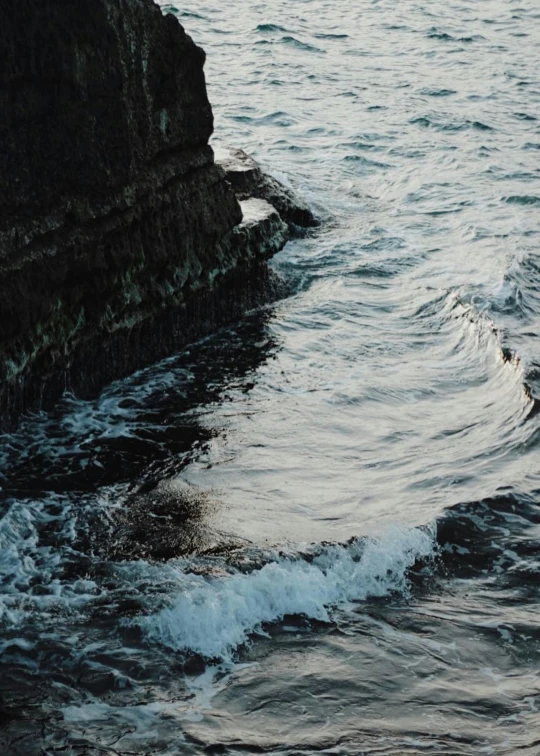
214,144 -> 319,230
0,0 -> 214,230
0,0 -> 299,428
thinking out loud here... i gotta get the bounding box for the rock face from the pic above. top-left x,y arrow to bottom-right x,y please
0,0 -> 311,428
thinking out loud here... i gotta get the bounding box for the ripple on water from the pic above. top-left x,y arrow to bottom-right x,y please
279,36 -> 325,54
503,194 -> 540,206
256,23 -> 289,33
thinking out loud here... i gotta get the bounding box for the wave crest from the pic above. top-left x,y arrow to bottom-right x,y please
129,526 -> 436,659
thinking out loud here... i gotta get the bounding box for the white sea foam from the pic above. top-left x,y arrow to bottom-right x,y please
0,493 -> 105,625
133,525 -> 435,659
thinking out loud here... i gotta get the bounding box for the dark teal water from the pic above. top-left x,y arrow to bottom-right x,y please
1,1 -> 540,753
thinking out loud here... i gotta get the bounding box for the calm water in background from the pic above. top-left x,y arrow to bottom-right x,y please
1,1 -> 540,753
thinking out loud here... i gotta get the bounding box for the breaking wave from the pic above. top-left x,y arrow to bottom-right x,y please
130,526 -> 436,659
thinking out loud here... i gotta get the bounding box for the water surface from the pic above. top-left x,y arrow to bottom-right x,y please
1,0 -> 540,753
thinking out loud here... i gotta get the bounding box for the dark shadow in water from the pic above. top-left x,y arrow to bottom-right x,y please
0,306 -> 284,754
1,306 -> 280,492
1,305 -> 282,562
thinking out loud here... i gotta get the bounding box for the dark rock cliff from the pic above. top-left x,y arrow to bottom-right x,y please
0,0 -> 312,428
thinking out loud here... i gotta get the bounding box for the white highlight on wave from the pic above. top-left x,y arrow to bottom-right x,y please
133,525 -> 435,660
0,494 -> 103,625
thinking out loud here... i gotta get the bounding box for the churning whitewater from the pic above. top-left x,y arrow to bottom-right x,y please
1,0 -> 540,754
132,527 -> 436,659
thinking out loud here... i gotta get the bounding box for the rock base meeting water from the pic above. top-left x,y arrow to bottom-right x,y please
0,0 -> 313,430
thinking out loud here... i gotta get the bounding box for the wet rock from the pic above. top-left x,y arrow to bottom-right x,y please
0,0 -> 307,429
214,144 -> 319,230
109,478 -> 245,561
111,478 -> 215,560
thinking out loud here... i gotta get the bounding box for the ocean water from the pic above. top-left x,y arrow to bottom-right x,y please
2,1 -> 540,753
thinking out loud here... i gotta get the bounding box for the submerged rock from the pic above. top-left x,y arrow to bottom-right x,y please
0,0 -> 313,429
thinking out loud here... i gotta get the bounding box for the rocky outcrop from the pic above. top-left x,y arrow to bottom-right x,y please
215,145 -> 319,231
0,0 -> 312,429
